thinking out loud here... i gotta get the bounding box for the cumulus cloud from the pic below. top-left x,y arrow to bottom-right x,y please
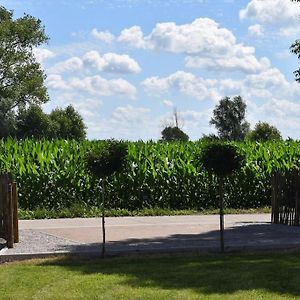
47,74 -> 137,98
49,50 -> 141,74
240,0 -> 300,24
142,71 -> 220,101
240,0 -> 300,37
118,26 -> 146,48
91,28 -> 115,43
33,48 -> 55,63
143,66 -> 300,108
49,57 -> 83,73
118,18 -> 269,73
248,24 -> 264,37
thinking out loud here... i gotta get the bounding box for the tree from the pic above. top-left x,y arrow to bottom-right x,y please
161,126 -> 189,142
247,122 -> 282,142
86,141 -> 128,257
0,6 -> 49,115
16,105 -> 53,139
0,100 -> 17,138
210,96 -> 250,141
49,105 -> 86,140
198,142 -> 244,252
291,0 -> 300,81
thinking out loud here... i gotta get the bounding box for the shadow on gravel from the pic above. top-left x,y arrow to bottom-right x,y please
55,223 -> 300,255
39,243 -> 300,297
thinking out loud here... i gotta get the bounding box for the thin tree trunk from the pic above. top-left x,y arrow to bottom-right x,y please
101,178 -> 106,257
219,176 -> 225,253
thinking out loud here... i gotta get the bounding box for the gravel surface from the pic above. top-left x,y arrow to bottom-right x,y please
1,229 -> 82,255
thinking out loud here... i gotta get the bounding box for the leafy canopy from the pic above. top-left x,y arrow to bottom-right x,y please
198,142 -> 244,177
247,122 -> 282,142
161,126 -> 189,142
210,96 -> 250,141
86,140 -> 128,178
0,6 -> 49,114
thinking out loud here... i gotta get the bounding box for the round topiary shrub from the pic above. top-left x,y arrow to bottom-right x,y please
85,140 -> 128,256
199,142 -> 244,177
197,142 -> 244,252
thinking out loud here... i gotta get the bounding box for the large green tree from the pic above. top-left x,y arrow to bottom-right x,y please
210,96 -> 250,141
247,122 -> 282,142
49,105 -> 86,140
16,104 -> 87,140
0,6 -> 49,115
16,105 -> 54,139
291,0 -> 300,81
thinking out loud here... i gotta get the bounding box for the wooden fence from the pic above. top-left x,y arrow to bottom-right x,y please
271,171 -> 300,226
0,173 -> 19,248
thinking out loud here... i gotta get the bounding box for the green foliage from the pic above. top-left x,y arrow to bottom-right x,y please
16,105 -> 53,139
161,126 -> 189,142
49,105 -> 86,140
1,139 -> 300,212
0,6 -> 49,115
198,143 -> 244,177
247,122 -> 282,142
86,140 -> 128,178
210,96 -> 250,141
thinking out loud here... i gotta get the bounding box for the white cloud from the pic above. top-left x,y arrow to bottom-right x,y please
91,28 -> 115,43
248,24 -> 264,37
163,100 -> 174,107
240,0 -> 300,37
49,50 -> 141,74
240,0 -> 300,24
142,71 -> 220,101
118,18 -> 269,73
118,26 -> 146,48
49,57 -> 83,73
33,48 -> 55,64
47,74 -> 137,98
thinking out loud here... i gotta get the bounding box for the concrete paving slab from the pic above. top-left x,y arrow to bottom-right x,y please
3,214 -> 300,260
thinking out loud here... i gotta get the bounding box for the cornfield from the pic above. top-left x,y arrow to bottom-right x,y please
1,138 -> 300,211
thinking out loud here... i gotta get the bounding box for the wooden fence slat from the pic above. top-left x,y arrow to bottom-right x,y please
272,171 -> 300,227
12,182 -> 19,243
0,174 -> 19,248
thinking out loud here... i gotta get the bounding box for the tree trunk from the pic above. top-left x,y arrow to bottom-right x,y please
219,176 -> 225,253
101,178 -> 106,257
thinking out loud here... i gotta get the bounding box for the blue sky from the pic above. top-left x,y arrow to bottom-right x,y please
2,0 -> 300,140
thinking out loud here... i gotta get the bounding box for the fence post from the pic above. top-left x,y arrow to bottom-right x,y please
12,182 -> 19,243
5,181 -> 14,248
0,178 -> 3,238
272,172 -> 280,224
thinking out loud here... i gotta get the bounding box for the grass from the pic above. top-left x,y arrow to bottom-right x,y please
1,252 -> 300,299
18,206 -> 271,220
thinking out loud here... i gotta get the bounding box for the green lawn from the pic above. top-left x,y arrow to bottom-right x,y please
1,252 -> 300,299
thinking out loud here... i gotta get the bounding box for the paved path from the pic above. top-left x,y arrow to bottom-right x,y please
2,214 -> 300,260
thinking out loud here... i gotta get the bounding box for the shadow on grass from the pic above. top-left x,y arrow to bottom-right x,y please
40,223 -> 300,297
39,251 -> 300,297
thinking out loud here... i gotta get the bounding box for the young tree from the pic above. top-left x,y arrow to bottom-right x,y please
161,126 -> 189,142
247,122 -> 282,142
198,143 -> 244,252
49,105 -> 86,140
210,96 -> 250,141
86,141 -> 128,257
0,6 -> 49,115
